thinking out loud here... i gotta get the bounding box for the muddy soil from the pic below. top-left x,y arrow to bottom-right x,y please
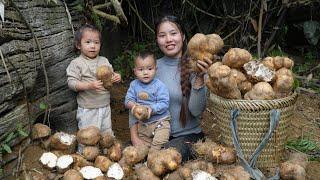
3,83 -> 320,179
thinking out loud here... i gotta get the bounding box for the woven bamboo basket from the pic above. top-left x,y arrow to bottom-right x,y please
209,92 -> 298,169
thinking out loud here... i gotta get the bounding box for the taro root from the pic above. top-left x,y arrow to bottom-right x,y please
107,163 -> 124,180
79,166 -> 104,179
135,165 -> 160,180
280,152 -> 308,180
77,126 -> 101,146
132,105 -> 150,122
262,56 -> 294,70
147,148 -> 182,176
82,146 -> 100,161
56,155 -> 74,173
107,141 -> 122,161
31,123 -> 51,140
273,68 -> 294,98
71,154 -> 94,170
178,160 -> 216,179
94,155 -> 113,172
222,48 -> 252,69
206,62 -> 242,99
220,166 -> 250,180
244,82 -> 275,100
99,131 -> 115,149
193,140 -> 236,164
118,158 -> 135,177
50,132 -> 77,153
122,145 -> 149,165
188,33 -> 224,72
96,65 -> 113,90
39,152 -> 58,169
63,169 -> 83,180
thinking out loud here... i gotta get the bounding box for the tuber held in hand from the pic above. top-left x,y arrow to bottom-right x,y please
96,65 -> 113,90
132,105 -> 150,122
187,33 -> 224,72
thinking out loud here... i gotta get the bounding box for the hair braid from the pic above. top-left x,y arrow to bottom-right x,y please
179,54 -> 191,127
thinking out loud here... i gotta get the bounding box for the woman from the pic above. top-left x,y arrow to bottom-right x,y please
129,15 -> 212,161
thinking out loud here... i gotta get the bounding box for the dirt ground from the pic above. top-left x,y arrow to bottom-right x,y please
3,82 -> 320,179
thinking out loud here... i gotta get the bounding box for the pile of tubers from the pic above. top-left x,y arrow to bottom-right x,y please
31,123 -> 243,179
188,33 -> 295,100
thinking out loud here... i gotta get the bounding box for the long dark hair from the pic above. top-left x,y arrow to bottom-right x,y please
74,24 -> 102,51
155,15 -> 191,127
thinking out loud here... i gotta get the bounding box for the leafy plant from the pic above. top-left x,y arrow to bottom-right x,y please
286,138 -> 320,161
111,42 -> 149,79
0,124 -> 28,154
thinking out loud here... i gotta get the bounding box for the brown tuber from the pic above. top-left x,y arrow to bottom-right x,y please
77,126 -> 101,146
63,169 -> 84,180
188,33 -> 224,72
244,82 -> 275,100
96,65 -> 113,90
107,141 -> 122,161
222,48 -> 252,69
122,145 -> 149,165
82,146 -> 100,161
135,165 -> 160,180
220,166 -> 250,180
193,139 -> 236,164
273,68 -> 294,98
94,155 -> 113,172
100,131 -> 115,149
147,148 -> 182,176
31,123 -> 51,140
280,152 -> 308,180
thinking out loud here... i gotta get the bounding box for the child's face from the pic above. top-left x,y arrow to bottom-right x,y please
134,56 -> 156,84
77,29 -> 101,59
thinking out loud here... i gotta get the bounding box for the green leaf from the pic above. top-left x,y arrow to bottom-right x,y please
18,129 -> 28,137
2,144 -> 12,153
4,132 -> 14,143
39,102 -> 47,110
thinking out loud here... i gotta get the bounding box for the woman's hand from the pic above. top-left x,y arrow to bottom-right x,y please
111,72 -> 121,83
196,57 -> 213,75
194,57 -> 213,88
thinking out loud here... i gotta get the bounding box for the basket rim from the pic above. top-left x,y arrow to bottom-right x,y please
209,91 -> 298,110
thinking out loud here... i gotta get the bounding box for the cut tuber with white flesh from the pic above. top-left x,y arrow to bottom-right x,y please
56,155 -> 74,173
79,166 -> 104,179
107,163 -> 124,180
243,60 -> 275,82
50,132 -> 77,153
39,152 -> 58,169
192,170 -> 217,180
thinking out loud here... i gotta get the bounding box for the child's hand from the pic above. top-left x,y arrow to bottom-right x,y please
111,72 -> 121,83
146,106 -> 152,119
89,80 -> 104,91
